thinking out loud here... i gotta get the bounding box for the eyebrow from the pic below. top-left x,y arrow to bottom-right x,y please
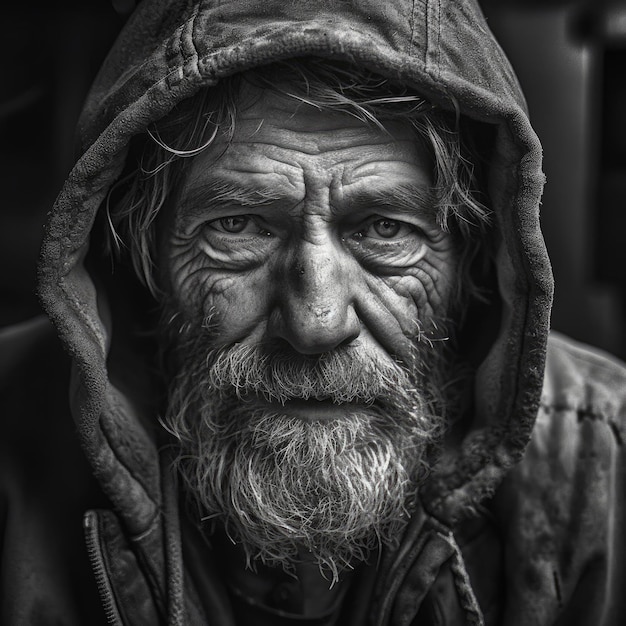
179,178 -> 287,217
345,182 -> 439,221
179,178 -> 439,223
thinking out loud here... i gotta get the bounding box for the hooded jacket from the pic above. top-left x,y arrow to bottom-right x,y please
2,0 -> 625,624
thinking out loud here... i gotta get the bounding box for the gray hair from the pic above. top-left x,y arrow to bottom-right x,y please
105,58 -> 492,307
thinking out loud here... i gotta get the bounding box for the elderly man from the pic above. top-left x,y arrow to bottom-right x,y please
1,0 -> 625,624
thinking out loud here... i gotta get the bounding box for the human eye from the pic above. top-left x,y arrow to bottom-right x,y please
207,215 -> 271,236
353,217 -> 419,241
342,213 -> 433,272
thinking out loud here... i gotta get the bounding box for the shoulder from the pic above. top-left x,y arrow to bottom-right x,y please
523,331 -> 626,500
0,317 -> 110,624
514,332 -> 626,494
543,330 -> 626,425
0,314 -> 69,385
0,315 -> 72,439
0,314 -> 76,497
537,331 -> 626,469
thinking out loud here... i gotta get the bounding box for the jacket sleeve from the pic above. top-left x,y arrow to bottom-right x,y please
493,332 -> 626,626
0,317 -> 110,626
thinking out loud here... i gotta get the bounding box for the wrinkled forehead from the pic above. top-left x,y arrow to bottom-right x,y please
176,89 -> 433,222
181,81 -> 433,190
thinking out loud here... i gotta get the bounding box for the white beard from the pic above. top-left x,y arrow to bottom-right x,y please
160,326 -> 451,581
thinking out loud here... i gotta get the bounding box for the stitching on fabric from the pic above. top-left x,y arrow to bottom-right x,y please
409,0 -> 417,52
609,420 -> 624,446
164,2 -> 200,87
540,402 -> 606,421
425,0 -> 436,75
541,402 -> 624,446
432,0 -> 441,80
185,0 -> 201,70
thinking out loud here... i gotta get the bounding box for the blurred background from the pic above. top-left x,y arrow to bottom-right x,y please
1,0 -> 625,359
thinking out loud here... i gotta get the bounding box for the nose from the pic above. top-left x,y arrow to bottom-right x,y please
269,241 -> 360,354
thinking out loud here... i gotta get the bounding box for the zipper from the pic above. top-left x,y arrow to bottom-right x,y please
83,510 -> 123,626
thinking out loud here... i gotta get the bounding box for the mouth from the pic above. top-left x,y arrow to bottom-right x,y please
255,397 -> 365,422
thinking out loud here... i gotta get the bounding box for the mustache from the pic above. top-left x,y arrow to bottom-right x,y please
199,342 -> 425,406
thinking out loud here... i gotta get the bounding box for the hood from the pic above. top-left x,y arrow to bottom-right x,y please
38,0 -> 553,611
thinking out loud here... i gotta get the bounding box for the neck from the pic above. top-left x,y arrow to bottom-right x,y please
215,530 -> 354,618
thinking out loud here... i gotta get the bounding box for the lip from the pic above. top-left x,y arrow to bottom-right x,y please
260,398 -> 359,422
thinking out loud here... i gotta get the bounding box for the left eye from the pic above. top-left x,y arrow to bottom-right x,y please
208,215 -> 259,235
356,218 -> 415,240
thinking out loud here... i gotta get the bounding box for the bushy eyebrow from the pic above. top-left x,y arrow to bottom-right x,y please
179,178 -> 438,225
345,182 -> 439,221
180,178 -> 285,217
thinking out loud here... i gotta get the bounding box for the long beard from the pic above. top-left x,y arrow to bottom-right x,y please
160,316 -> 453,581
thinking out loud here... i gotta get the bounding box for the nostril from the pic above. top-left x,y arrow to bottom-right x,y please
267,301 -> 361,355
338,326 -> 360,349
269,249 -> 360,354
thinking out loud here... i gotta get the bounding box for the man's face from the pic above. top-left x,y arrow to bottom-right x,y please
160,82 -> 460,577
167,84 -> 458,364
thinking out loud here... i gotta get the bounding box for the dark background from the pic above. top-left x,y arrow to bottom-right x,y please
2,0 -> 625,359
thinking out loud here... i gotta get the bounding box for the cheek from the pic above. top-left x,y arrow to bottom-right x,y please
400,253 -> 458,316
167,238 -> 271,342
165,227 -> 458,351
360,249 -> 458,341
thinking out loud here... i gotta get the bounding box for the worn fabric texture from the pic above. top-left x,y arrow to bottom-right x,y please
1,0 -> 625,624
